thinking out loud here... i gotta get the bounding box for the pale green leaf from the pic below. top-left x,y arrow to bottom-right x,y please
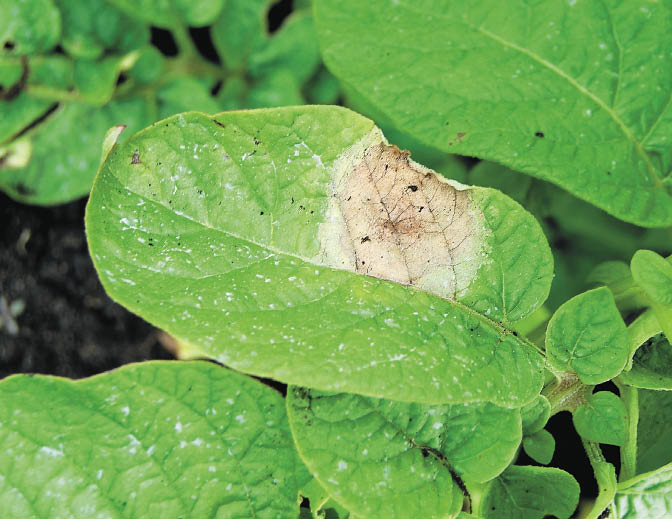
519,394 -> 550,435
620,333 -> 672,390
637,389 -> 672,474
289,387 -> 521,486
314,0 -> 672,227
546,287 -> 629,384
587,261 -> 632,287
0,361 -> 305,518
86,106 -> 551,406
0,98 -> 151,204
0,0 -> 61,55
287,387 -> 519,517
614,462 -> 672,519
573,391 -> 627,447
522,430 -> 554,465
632,250 -> 672,305
479,465 -> 579,519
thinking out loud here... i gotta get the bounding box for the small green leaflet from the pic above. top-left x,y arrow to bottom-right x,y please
631,250 -> 672,306
520,394 -> 551,435
86,106 -> 552,406
287,387 -> 521,517
478,465 -> 579,519
522,430 -> 554,465
0,361 -> 307,518
546,287 -> 629,384
314,0 -> 672,227
614,462 -> 672,519
631,250 -> 672,343
572,391 -> 627,447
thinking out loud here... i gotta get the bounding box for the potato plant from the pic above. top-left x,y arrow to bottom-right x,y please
2,1 -> 672,518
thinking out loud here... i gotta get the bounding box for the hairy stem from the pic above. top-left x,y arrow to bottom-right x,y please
615,380 -> 639,482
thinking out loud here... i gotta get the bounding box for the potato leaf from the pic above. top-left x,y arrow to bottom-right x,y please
546,287 -> 629,384
572,391 -> 627,447
314,0 -> 672,227
479,465 -> 579,519
520,394 -> 551,435
0,98 -> 151,204
86,106 -> 552,406
614,462 -> 672,518
620,333 -> 672,390
0,0 -> 61,55
287,387 -> 521,517
0,361 -> 306,518
522,430 -> 555,465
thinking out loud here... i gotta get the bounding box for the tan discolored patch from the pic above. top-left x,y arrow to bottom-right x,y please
316,129 -> 486,300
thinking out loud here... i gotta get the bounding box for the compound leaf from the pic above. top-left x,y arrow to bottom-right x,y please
86,106 -> 552,406
0,361 -> 305,518
546,287 -> 629,384
314,0 -> 672,227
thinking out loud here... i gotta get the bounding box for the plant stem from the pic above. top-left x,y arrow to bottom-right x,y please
615,380 -> 639,482
580,439 -> 617,519
172,24 -> 198,59
543,372 -> 586,415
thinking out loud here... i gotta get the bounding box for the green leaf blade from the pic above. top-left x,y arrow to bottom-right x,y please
546,287 -> 629,384
314,0 -> 672,226
0,361 -> 305,518
631,250 -> 672,305
573,391 -> 627,447
86,106 -> 550,406
287,387 -> 521,517
614,463 -> 672,519
480,465 -> 579,519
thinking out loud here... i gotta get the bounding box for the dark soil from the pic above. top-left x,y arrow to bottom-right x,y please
0,192 -> 173,380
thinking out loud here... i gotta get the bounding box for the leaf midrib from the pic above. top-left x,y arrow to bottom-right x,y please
105,178 -> 542,359
391,2 -> 664,188
475,26 -> 663,188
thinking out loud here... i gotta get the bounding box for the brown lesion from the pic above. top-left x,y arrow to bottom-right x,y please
332,143 -> 476,299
